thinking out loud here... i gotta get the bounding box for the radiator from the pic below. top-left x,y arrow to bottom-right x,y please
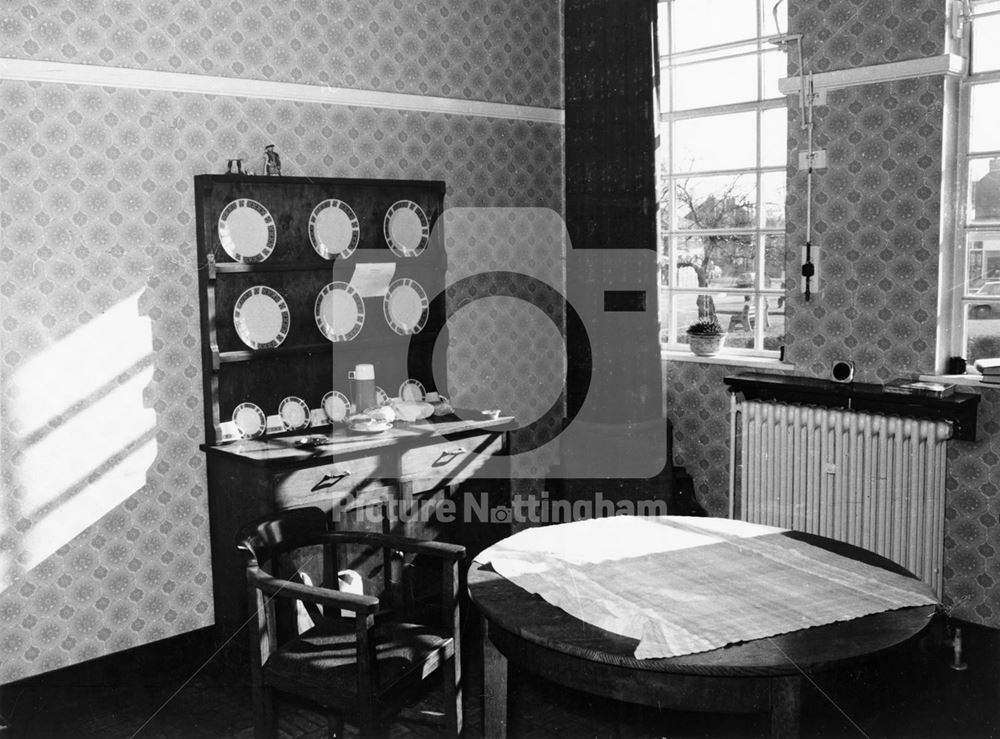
731,399 -> 951,597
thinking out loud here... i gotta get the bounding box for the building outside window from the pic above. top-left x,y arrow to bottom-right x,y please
657,0 -> 787,356
958,0 -> 1000,365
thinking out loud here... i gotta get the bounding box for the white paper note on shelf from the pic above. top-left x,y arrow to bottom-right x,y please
349,263 -> 396,297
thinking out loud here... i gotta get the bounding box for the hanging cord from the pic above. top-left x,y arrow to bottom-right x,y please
802,72 -> 816,301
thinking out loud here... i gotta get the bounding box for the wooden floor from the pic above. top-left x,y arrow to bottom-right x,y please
1,618 -> 997,738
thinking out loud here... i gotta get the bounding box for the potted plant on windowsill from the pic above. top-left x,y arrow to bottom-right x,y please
686,319 -> 726,357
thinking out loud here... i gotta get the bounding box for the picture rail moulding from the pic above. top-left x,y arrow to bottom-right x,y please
0,57 -> 565,126
778,54 -> 965,95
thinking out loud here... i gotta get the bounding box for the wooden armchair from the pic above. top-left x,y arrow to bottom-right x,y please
236,506 -> 465,739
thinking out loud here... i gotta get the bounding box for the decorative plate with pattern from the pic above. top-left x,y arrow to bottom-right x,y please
383,278 -> 429,335
218,199 -> 276,263
233,286 -> 290,349
321,390 -> 352,423
398,379 -> 426,402
232,402 -> 267,439
376,387 -> 391,406
384,200 -> 429,257
309,199 -> 360,259
278,396 -> 311,431
314,282 -> 365,342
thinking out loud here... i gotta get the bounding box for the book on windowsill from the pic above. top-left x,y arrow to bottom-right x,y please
883,378 -> 956,397
973,358 -> 1000,375
980,373 -> 1000,384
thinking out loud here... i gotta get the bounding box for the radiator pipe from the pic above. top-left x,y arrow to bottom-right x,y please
729,394 -> 738,520
950,626 -> 968,671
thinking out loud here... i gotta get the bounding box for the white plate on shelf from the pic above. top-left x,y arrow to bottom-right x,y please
398,379 -> 425,402
232,402 -> 267,439
218,199 -> 276,263
233,286 -> 290,349
384,200 -> 429,257
322,390 -> 352,423
278,396 -> 311,431
309,199 -> 360,259
314,281 -> 365,342
383,278 -> 429,335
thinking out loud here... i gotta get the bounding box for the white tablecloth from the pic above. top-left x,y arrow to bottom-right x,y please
475,516 -> 938,659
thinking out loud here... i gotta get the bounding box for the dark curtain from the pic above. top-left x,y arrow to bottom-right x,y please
564,0 -> 663,425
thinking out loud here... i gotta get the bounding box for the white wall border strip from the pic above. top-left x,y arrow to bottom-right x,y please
0,57 -> 565,125
779,54 -> 965,95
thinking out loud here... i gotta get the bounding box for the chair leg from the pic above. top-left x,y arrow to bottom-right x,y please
252,684 -> 277,739
358,702 -> 385,739
327,712 -> 345,739
443,653 -> 463,736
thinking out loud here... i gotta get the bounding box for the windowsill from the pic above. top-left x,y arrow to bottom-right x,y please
662,350 -> 796,369
919,373 -> 1000,389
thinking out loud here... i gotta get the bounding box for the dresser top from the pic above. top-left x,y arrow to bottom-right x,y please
202,413 -> 514,467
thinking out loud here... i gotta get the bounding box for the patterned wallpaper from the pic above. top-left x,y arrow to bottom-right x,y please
0,0 -> 562,109
784,77 -> 943,381
666,0 -> 1000,629
788,0 -> 945,75
0,1 -> 563,685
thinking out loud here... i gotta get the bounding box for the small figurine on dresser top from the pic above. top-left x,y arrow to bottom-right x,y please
264,144 -> 281,176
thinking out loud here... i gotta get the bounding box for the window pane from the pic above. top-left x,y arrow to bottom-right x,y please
674,174 -> 756,230
965,303 -> 1000,363
763,234 -> 786,287
762,296 -> 786,351
970,83 -> 1000,152
762,49 -> 787,98
761,107 -> 788,166
761,0 -> 788,38
966,233 -> 1000,287
760,171 -> 786,228
673,112 -> 756,172
972,12 -> 1000,73
672,293 -> 741,347
969,157 -> 1000,222
673,233 -> 755,288
672,55 -> 758,110
724,295 -> 785,349
670,0 -> 758,53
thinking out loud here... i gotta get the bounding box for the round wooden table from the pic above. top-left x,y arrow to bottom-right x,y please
468,529 -> 936,739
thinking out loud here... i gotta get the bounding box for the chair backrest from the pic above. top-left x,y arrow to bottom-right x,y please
237,506 -> 340,637
237,506 -> 329,568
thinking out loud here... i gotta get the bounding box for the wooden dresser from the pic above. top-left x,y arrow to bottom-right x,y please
193,173 -> 512,651
203,415 -> 511,640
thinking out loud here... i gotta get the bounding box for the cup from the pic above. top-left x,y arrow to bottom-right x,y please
348,363 -> 377,412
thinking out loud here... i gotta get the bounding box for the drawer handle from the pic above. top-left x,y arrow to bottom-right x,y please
434,447 -> 467,465
311,469 -> 351,492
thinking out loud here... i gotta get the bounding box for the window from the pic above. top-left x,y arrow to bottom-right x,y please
656,0 -> 787,355
955,1 -> 1000,367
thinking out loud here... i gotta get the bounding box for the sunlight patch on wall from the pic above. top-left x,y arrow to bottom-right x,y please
3,291 -> 156,589
10,292 -> 153,438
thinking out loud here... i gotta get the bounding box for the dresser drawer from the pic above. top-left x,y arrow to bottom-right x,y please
400,432 -> 504,492
273,455 -> 384,510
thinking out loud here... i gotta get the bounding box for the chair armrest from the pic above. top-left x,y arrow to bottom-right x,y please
317,532 -> 466,561
247,567 -> 380,615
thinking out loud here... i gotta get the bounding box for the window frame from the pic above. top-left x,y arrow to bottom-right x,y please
950,1 -> 1000,371
657,0 -> 787,358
